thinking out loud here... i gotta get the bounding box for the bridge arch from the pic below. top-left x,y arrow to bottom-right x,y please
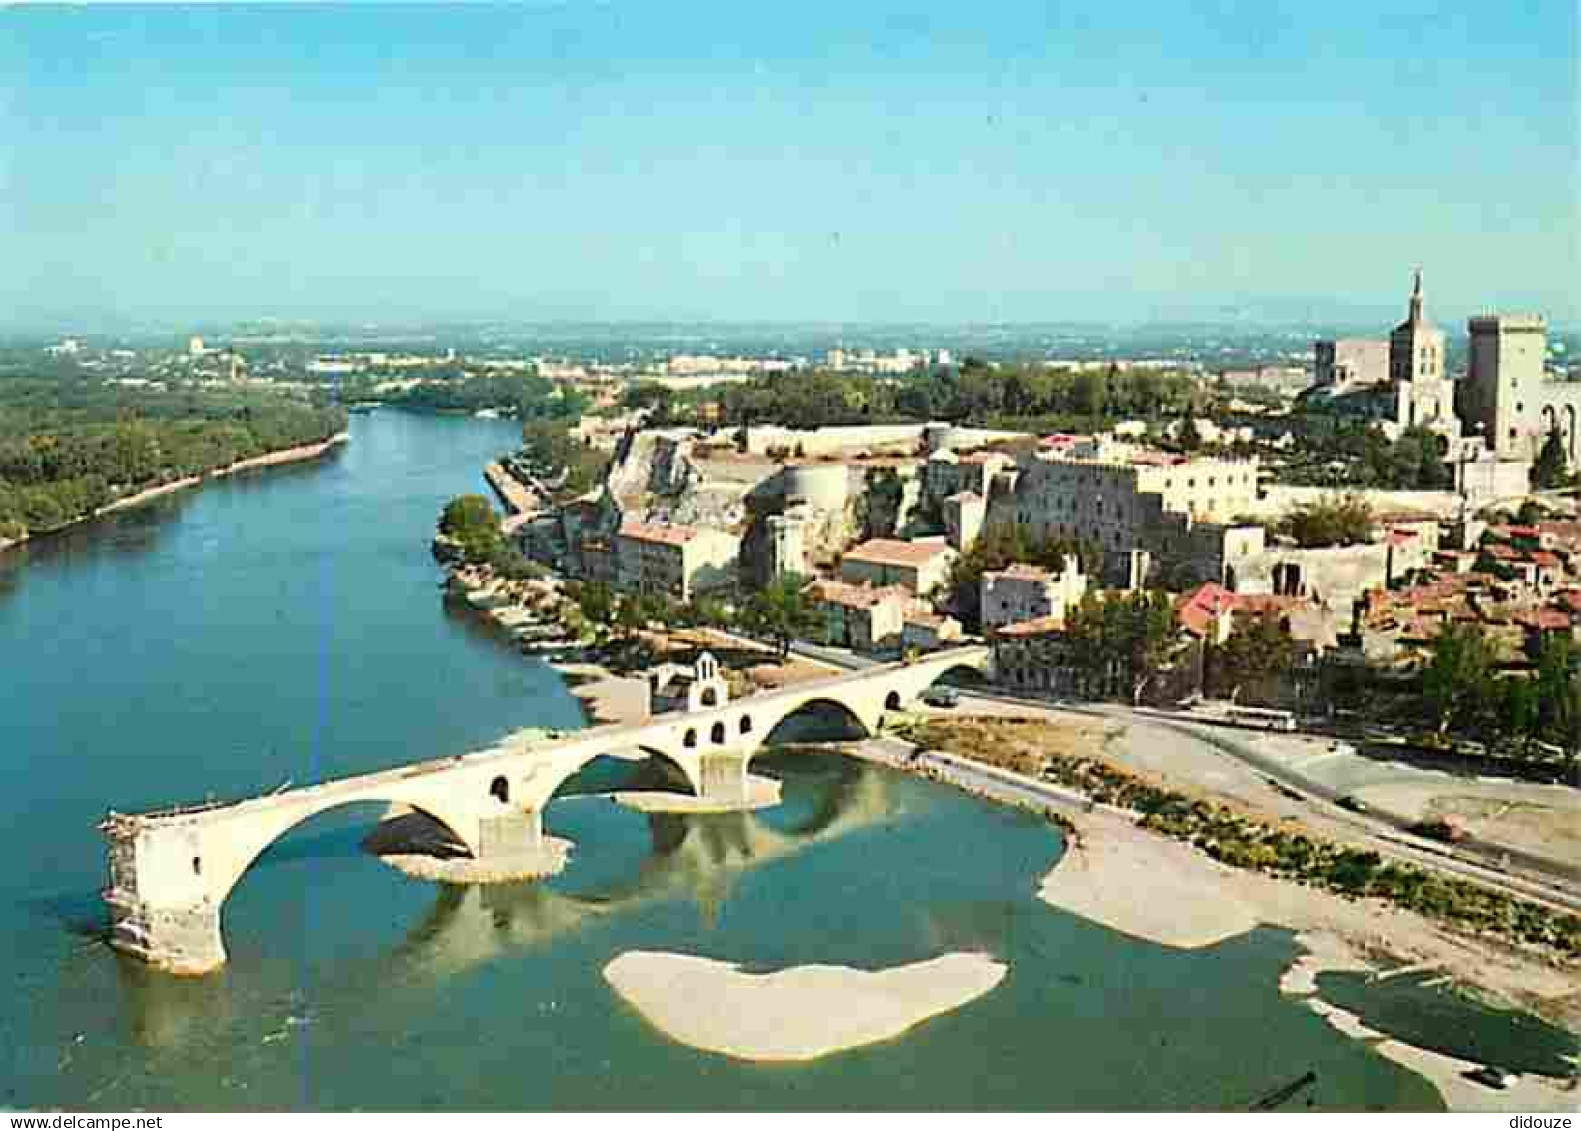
534,744 -> 704,807
137,792 -> 489,974
756,696 -> 877,749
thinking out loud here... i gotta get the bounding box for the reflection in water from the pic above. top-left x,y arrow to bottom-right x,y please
113,951 -> 236,1051
388,760 -> 889,981
108,756 -> 893,1040
1314,970 -> 1578,1077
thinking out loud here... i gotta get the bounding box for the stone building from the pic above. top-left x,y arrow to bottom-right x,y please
807,580 -> 911,653
990,616 -> 1079,695
649,652 -> 730,713
766,508 -> 811,579
1313,338 -> 1389,392
980,557 -> 1089,630
1387,271 -> 1456,433
839,537 -> 957,596
1012,438 -> 1264,587
943,491 -> 986,552
1457,313 -> 1567,461
613,521 -> 740,601
924,448 -> 1013,502
901,609 -> 964,653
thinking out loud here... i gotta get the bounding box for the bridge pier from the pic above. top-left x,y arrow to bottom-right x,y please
697,751 -> 750,807
105,889 -> 226,976
477,807 -> 564,877
102,814 -> 226,975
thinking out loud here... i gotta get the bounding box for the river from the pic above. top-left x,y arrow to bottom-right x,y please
0,409 -> 1548,1110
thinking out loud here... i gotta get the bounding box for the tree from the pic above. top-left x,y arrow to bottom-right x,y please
1277,494 -> 1375,548
1515,498 -> 1548,526
943,522 -> 1102,630
1533,427 -> 1568,490
438,494 -> 502,563
1421,622 -> 1497,735
1064,590 -> 1179,702
740,574 -> 820,658
1211,612 -> 1296,702
1532,634 -> 1581,750
568,580 -> 617,635
1177,414 -> 1203,453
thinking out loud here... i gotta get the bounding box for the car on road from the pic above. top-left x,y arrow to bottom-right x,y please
1466,1065 -> 1516,1090
1336,794 -> 1369,813
921,687 -> 960,709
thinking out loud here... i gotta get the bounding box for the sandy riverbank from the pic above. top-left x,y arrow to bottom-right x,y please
1042,801 -> 1578,1109
603,951 -> 1007,1062
1038,809 -> 1261,948
212,431 -> 348,477
847,726 -> 1577,1109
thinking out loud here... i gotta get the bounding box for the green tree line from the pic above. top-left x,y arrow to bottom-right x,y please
0,388 -> 345,540
624,360 -> 1207,432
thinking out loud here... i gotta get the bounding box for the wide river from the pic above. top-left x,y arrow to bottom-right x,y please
0,410 -> 1552,1110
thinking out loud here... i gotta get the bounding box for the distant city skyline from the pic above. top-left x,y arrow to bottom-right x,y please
3,2 -> 1575,329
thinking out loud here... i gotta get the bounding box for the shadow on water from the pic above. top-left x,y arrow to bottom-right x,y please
1314,970 -> 1578,1077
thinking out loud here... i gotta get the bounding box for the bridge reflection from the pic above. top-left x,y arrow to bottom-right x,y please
384,756 -> 892,980
110,753 -> 895,1046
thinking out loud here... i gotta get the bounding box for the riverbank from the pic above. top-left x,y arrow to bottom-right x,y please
843,728 -> 1578,1112
482,461 -> 543,533
0,431 -> 348,555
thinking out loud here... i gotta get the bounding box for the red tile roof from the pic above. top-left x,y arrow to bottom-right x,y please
617,520 -> 703,547
988,563 -> 1054,582
995,614 -> 1067,638
843,538 -> 953,568
1529,551 -> 1561,569
1518,608 -> 1574,631
807,579 -> 908,610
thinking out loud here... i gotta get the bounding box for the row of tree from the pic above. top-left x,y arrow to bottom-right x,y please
367,373 -> 589,419
1275,494 -> 1377,548
623,361 -> 1208,432
0,392 -> 345,540
1420,622 -> 1579,753
1278,420 -> 1455,491
563,574 -> 819,658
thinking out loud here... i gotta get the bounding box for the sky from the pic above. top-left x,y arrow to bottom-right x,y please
1,1 -> 1576,329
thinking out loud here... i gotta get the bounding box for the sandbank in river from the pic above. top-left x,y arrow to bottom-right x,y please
603,951 -> 1007,1062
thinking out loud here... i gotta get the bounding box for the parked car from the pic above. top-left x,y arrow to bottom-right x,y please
921,687 -> 960,709
1466,1065 -> 1516,1090
1337,795 -> 1369,814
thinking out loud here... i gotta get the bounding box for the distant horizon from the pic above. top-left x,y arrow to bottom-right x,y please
5,3 -> 1576,327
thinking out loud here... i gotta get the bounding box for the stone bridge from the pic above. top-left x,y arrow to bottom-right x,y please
101,646 -> 987,974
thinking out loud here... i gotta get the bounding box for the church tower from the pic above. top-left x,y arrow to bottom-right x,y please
1389,270 -> 1449,428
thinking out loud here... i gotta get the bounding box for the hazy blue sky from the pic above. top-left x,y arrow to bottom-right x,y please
2,2 -> 1575,327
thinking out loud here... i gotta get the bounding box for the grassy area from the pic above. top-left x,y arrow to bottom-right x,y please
908,718 -> 1581,961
